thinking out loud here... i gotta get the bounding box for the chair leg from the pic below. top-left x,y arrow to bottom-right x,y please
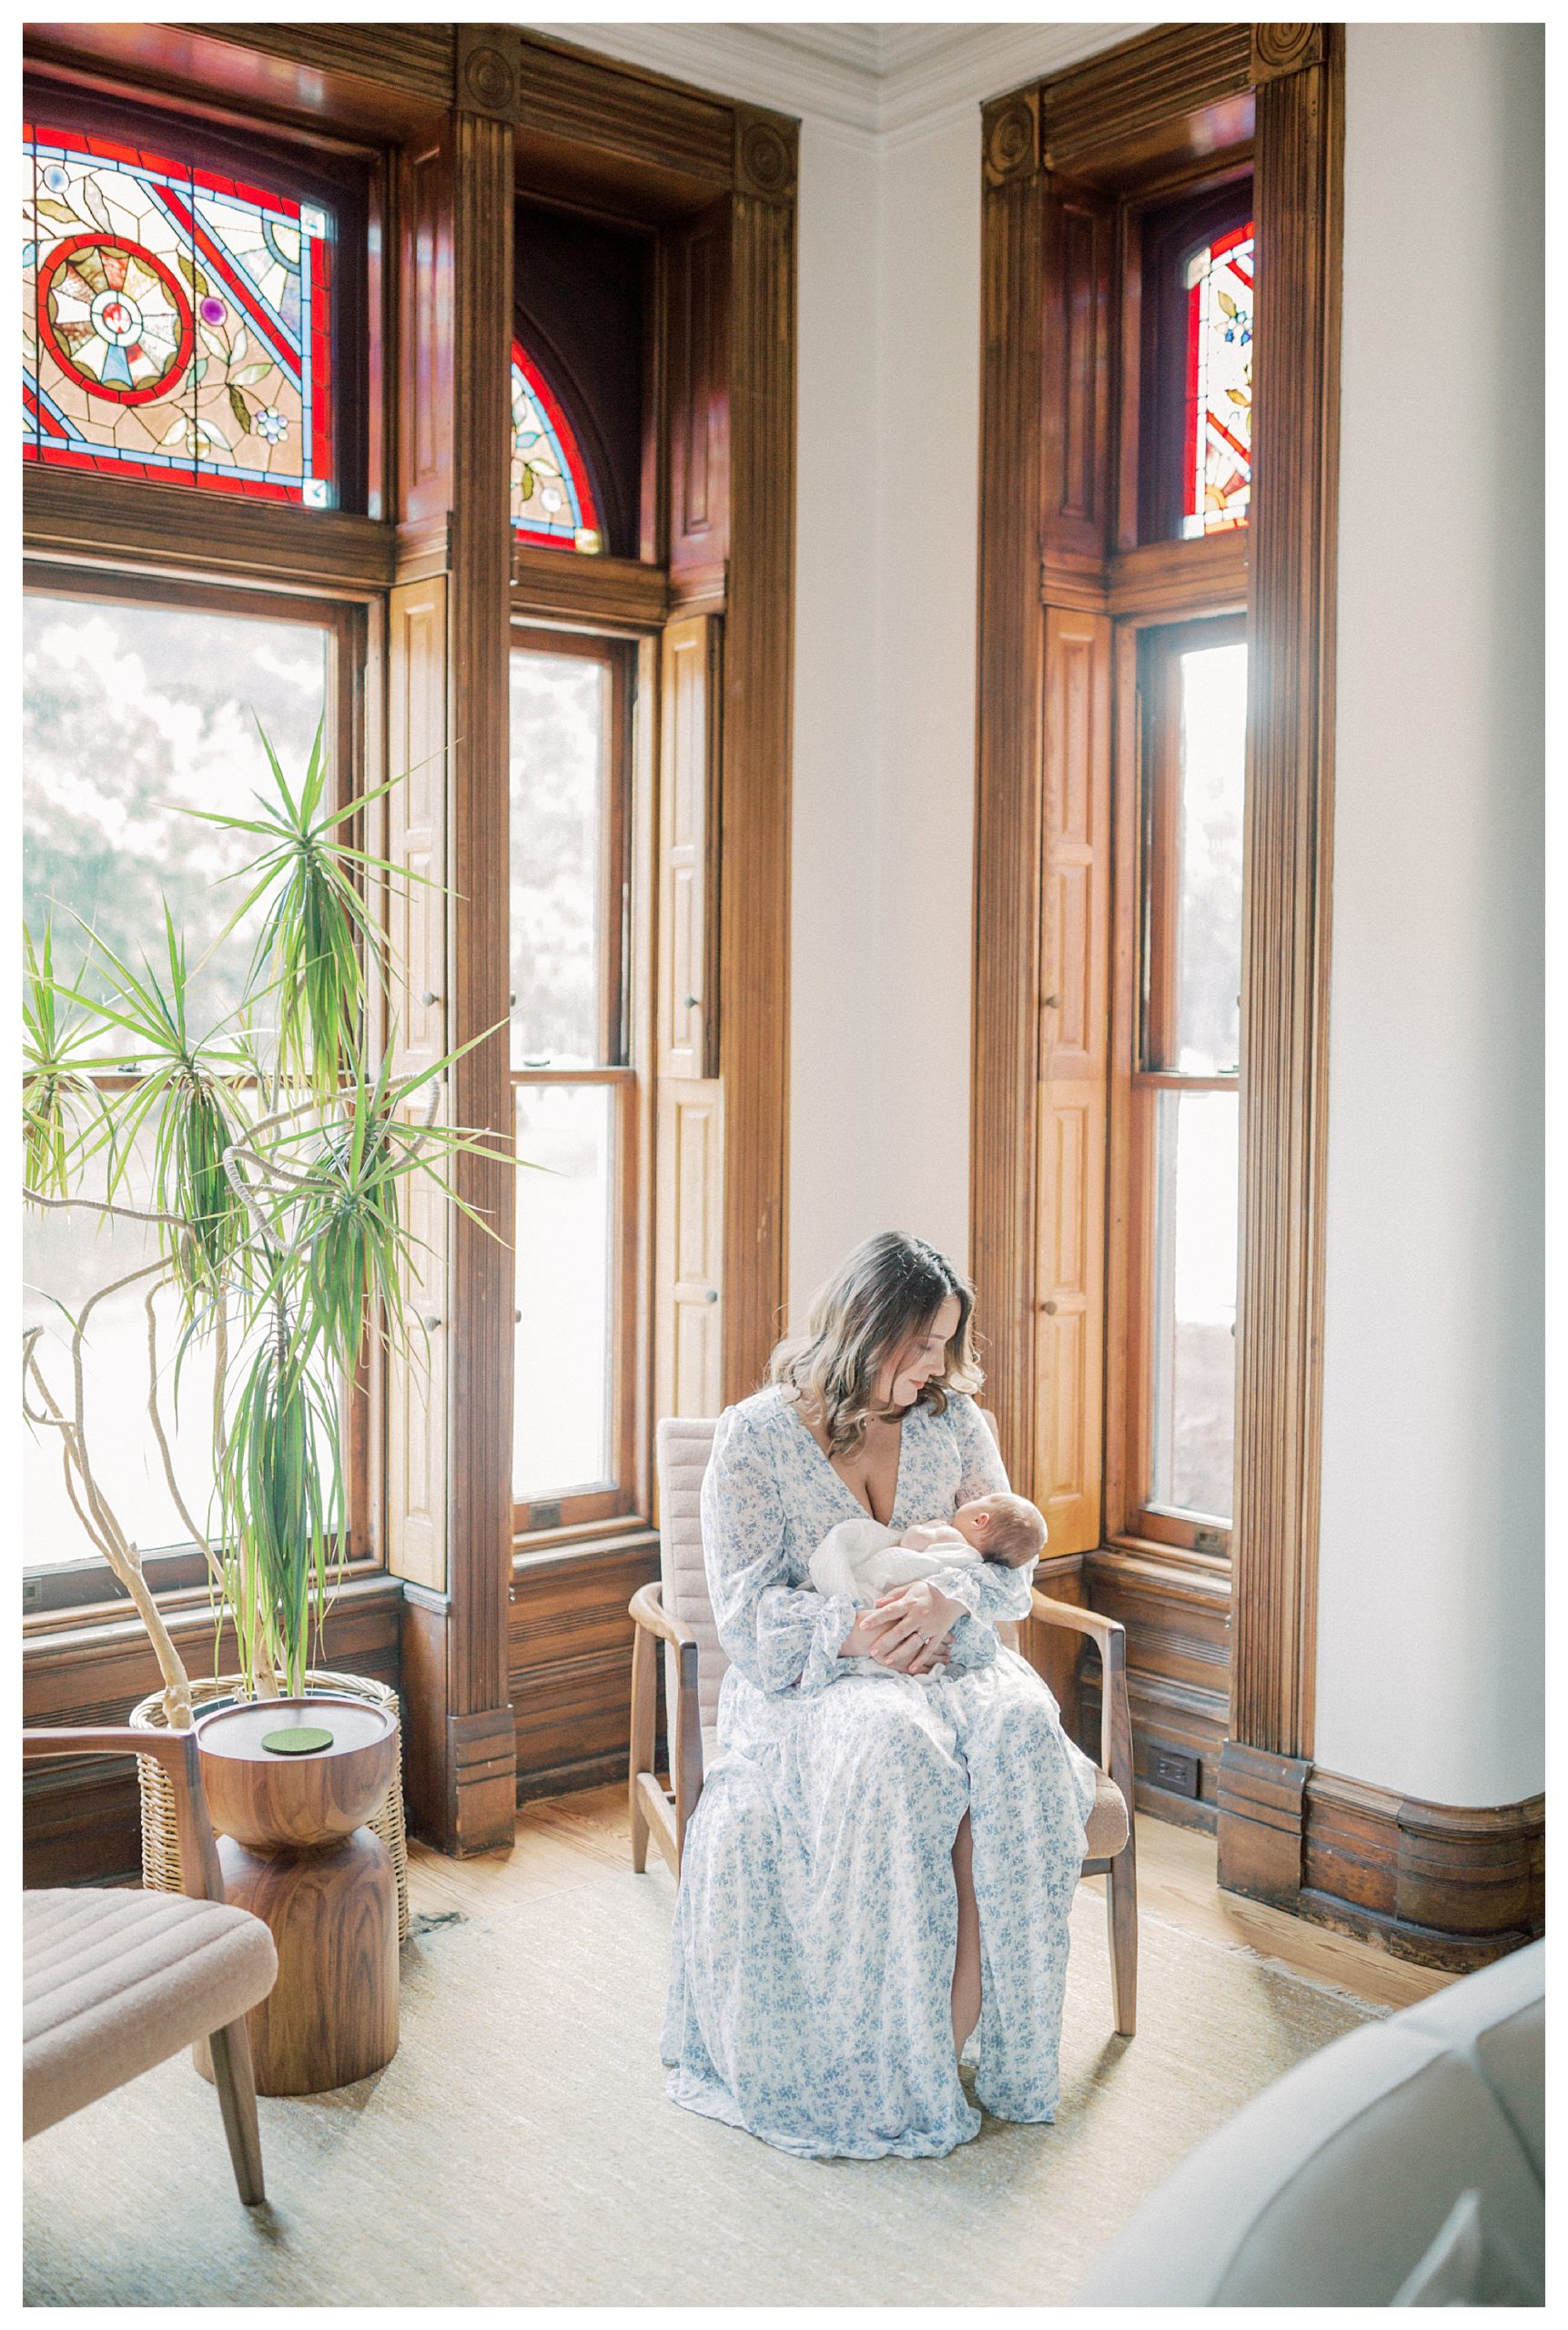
1106,1836 -> 1138,2038
207,2015 -> 266,2204
629,1625 -> 656,1874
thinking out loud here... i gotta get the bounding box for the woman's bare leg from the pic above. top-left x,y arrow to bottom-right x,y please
952,1809 -> 982,2054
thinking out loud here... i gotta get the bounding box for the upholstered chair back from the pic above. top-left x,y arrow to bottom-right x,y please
654,1418 -> 728,1734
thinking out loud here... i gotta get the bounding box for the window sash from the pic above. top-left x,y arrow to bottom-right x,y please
21,565 -> 373,1610
507,624 -> 643,1544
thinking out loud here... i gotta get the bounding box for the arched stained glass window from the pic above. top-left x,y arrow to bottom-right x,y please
511,339 -> 601,553
24,120 -> 335,504
1182,222 -> 1253,538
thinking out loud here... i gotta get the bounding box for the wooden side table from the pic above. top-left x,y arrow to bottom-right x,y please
195,1695 -> 400,2097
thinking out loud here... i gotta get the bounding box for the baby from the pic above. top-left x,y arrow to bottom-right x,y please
808,1491 -> 1047,1607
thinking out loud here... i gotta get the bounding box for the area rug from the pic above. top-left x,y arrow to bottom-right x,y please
24,1849 -> 1381,2307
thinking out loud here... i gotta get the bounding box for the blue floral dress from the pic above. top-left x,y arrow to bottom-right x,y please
660,1384 -> 1099,2160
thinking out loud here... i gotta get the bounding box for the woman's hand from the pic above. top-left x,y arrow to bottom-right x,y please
859,1582 -> 967,1674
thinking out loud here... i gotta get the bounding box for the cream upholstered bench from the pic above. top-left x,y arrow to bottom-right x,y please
628,1413 -> 1139,2036
23,1725 -> 278,2206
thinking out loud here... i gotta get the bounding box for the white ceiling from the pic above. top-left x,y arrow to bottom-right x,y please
530,21 -> 1147,140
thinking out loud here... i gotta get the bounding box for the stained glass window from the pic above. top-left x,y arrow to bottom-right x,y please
24,122 -> 335,505
511,339 -> 601,553
1181,222 -> 1252,539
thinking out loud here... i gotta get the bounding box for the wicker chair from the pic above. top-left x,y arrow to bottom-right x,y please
23,1725 -> 278,2205
629,1413 -> 1139,2036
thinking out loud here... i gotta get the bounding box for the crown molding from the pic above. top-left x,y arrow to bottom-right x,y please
528,21 -> 1149,143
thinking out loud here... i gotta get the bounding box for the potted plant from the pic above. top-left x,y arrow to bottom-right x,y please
22,725 -> 506,1993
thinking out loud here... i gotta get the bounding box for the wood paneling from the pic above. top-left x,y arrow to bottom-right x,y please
657,616 -> 722,1081
1043,187 -> 1115,563
1218,26 -> 1344,1904
667,205 -> 731,598
23,1580 -> 404,1887
654,1089 -> 726,1424
1035,606 -> 1112,1551
509,1538 -> 661,1794
515,30 -> 733,195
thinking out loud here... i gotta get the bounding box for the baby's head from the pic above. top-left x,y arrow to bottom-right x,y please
952,1492 -> 1047,1569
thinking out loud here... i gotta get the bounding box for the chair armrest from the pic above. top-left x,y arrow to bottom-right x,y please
1027,1593 -> 1134,1832
23,1724 -> 227,1905
628,1580 -> 699,1655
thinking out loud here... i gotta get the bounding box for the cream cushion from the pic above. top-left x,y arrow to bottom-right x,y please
659,1416 -> 1129,1858
25,1889 -> 278,2139
1075,1938 -> 1544,2305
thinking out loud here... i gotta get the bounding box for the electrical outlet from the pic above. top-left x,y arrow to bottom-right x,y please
1149,1743 -> 1200,1798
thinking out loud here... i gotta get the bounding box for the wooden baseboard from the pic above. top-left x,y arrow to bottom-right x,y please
1216,1739 -> 1312,1905
1297,1769 -> 1544,1972
516,1749 -> 632,1804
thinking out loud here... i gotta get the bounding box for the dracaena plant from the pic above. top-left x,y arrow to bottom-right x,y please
22,723 -> 509,1725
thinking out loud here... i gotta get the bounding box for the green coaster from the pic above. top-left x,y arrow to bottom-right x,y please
260,1724 -> 334,1756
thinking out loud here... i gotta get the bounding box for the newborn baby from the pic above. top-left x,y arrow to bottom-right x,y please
809,1491 -> 1047,1607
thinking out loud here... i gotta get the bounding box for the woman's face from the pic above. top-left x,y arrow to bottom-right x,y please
875,1293 -> 962,1410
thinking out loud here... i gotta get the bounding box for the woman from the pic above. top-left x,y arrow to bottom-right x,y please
661,1231 -> 1099,2160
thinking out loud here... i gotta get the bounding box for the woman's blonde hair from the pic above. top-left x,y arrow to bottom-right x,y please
768,1231 -> 983,1456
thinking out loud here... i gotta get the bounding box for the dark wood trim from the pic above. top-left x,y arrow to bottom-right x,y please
438,106 -> 518,1852
510,543 -> 668,632
508,1536 -> 661,1794
1299,1771 -> 1545,1973
26,22 -> 451,142
1041,23 -> 1254,187
718,137 -> 798,1399
970,99 -> 1048,1485
1219,30 -> 1343,1893
23,469 -> 394,595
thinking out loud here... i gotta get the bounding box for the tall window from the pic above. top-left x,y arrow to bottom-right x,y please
22,577 -> 358,1602
25,120 -> 337,504
509,630 -> 635,1534
1130,617 -> 1246,1543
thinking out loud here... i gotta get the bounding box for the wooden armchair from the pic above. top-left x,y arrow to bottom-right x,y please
23,1725 -> 278,2205
629,1415 -> 1139,2037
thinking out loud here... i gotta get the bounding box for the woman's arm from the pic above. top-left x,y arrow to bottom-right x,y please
702,1411 -> 858,1695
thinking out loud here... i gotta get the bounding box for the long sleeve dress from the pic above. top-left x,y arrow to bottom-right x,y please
660,1383 -> 1099,2161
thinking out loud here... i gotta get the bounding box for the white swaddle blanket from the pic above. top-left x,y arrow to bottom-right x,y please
807,1514 -> 985,1606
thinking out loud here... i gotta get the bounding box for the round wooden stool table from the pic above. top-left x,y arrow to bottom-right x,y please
195,1694 -> 400,2097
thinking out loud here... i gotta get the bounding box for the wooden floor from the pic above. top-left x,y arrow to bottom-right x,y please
411,1783 -> 1455,2017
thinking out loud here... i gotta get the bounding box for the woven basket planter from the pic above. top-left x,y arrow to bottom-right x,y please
129,1667 -> 410,1946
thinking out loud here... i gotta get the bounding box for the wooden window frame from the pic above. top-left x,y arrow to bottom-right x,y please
508,623 -> 645,1544
974,25 -> 1343,1890
1104,608 -> 1247,1562
22,560 -> 376,1619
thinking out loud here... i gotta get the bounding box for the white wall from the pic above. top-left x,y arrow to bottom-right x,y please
540,22 -> 1545,1808
1313,23 -> 1544,1807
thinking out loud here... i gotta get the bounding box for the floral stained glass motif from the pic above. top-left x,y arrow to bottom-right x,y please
511,338 -> 601,552
1181,222 -> 1253,539
24,123 -> 334,504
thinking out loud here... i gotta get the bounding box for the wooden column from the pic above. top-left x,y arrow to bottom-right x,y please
1217,25 -> 1343,1906
389,41 -> 517,1853
971,91 -> 1050,1485
719,108 -> 797,1397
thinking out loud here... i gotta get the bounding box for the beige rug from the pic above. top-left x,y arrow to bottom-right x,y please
25,1847 -> 1381,2308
